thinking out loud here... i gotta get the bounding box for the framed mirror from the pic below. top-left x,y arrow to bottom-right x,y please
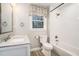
0,3 -> 13,34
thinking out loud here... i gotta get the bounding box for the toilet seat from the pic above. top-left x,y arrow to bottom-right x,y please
43,43 -> 53,50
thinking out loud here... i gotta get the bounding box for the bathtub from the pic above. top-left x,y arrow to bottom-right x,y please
53,42 -> 79,56
0,35 -> 30,56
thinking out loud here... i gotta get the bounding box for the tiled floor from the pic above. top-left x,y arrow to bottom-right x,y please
31,50 -> 58,56
31,50 -> 45,56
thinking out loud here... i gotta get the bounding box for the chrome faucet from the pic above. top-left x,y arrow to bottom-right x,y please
7,34 -> 11,39
4,34 -> 11,42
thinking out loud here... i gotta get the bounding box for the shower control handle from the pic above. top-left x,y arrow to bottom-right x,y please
55,35 -> 58,39
55,39 -> 59,42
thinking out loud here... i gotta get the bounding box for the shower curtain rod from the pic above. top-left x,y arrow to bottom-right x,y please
50,3 -> 64,12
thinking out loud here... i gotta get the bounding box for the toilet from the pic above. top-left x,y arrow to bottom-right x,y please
40,35 -> 53,56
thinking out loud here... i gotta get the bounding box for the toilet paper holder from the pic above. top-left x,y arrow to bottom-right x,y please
34,35 -> 40,39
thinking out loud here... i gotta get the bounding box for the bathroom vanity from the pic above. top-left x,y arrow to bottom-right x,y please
0,35 -> 30,56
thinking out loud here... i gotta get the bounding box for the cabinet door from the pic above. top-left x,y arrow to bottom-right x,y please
1,3 -> 13,34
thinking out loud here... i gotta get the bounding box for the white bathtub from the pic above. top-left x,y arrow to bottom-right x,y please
0,35 -> 30,56
53,42 -> 79,56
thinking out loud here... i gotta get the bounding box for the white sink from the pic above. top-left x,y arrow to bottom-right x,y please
0,35 -> 30,47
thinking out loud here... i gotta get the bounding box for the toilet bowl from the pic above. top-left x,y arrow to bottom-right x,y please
43,43 -> 53,50
40,35 -> 53,56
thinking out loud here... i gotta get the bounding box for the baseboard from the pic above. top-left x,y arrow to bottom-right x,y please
31,47 -> 41,51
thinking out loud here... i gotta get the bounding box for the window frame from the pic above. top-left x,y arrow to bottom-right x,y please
32,15 -> 44,28
29,15 -> 47,31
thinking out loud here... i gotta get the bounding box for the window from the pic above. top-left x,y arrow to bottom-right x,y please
32,15 -> 44,28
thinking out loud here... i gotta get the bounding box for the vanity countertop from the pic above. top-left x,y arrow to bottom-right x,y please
0,35 -> 30,48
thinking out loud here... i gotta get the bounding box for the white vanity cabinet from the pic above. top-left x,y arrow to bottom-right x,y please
0,44 -> 30,56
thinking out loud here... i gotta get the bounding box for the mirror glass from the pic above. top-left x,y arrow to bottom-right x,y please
0,3 -> 13,34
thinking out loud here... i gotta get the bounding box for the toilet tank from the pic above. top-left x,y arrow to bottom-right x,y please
40,35 -> 47,43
